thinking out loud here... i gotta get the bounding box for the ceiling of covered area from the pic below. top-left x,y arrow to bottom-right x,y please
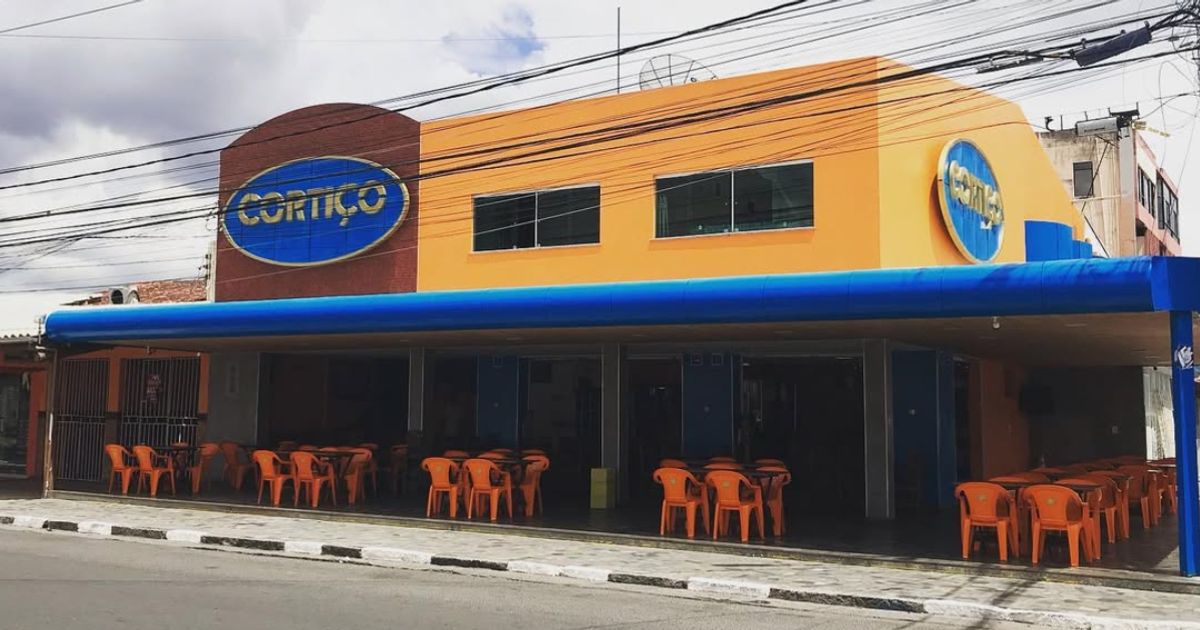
80,311 -> 1180,368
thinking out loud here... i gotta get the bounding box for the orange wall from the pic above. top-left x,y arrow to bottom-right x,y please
875,61 -> 1081,266
417,56 -> 1083,290
418,58 -> 883,290
971,359 -> 1030,477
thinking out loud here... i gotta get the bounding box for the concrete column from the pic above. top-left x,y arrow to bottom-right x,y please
600,343 -> 627,505
407,347 -> 426,433
1169,311 -> 1199,576
863,339 -> 894,519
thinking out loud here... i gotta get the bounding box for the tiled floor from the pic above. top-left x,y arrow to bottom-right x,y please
55,477 -> 1185,576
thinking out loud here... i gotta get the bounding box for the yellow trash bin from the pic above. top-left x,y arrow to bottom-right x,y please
590,467 -> 617,509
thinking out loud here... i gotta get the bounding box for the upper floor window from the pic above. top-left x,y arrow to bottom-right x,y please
654,162 -> 814,238
473,185 -> 600,251
1138,169 -> 1156,217
1072,161 -> 1094,198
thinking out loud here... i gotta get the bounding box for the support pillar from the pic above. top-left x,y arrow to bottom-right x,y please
406,347 -> 428,456
1170,311 -> 1200,576
41,349 -> 58,497
863,339 -> 894,519
599,343 -> 627,506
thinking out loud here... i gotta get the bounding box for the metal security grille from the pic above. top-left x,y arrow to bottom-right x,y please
118,357 -> 201,448
52,358 -> 109,482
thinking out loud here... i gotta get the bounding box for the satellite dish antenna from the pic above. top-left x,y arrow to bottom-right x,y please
638,54 -> 716,90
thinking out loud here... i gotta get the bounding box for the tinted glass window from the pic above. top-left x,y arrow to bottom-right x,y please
537,187 -> 600,247
655,172 -> 731,238
1072,161 -> 1093,198
733,163 -> 814,232
474,193 -> 535,251
473,187 -> 599,251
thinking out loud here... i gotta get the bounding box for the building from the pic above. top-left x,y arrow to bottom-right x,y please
39,57 -> 1200,575
1038,113 -> 1182,259
6,279 -> 208,483
1038,115 -> 1185,459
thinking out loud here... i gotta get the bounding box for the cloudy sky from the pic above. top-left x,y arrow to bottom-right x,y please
0,0 -> 1196,334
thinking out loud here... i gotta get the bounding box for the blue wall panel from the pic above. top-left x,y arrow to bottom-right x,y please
681,352 -> 735,457
476,356 -> 519,447
1025,220 -> 1074,262
892,350 -> 957,510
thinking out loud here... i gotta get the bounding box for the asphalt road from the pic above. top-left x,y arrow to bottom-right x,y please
0,529 -> 1028,629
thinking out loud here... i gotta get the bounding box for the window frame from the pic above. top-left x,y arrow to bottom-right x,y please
471,183 -> 602,253
652,159 -> 815,240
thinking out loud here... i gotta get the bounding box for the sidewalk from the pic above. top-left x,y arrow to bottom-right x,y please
2,497 -> 1199,629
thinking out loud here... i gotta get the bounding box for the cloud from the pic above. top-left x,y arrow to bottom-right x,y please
442,6 -> 546,76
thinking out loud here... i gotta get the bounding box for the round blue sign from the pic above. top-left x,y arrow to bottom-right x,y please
223,156 -> 408,266
937,140 -> 1004,263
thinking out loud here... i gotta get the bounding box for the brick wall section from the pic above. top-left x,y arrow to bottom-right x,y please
214,103 -> 420,301
68,279 -> 207,305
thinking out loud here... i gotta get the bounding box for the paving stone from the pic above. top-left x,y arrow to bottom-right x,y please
1,498 -> 1198,626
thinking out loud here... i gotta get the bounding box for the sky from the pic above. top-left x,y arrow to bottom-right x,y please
0,0 -> 1196,335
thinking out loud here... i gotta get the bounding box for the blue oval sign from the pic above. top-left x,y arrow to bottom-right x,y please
937,140 -> 1004,263
223,156 -> 408,266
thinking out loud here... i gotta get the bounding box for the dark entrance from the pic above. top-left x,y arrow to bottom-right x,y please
627,358 -> 682,504
0,374 -> 28,475
739,356 -> 865,516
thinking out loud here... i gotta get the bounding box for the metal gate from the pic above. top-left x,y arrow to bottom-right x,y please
118,357 -> 201,448
51,358 -> 109,482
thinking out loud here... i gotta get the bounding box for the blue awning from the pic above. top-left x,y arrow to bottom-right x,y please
43,256 -> 1200,344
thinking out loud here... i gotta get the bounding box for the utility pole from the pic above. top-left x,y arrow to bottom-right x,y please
616,7 -> 622,94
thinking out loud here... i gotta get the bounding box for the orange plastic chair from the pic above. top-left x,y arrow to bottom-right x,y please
1024,484 -> 1094,567
704,462 -> 743,471
356,444 -> 380,494
188,442 -> 220,495
104,444 -> 135,495
290,451 -> 338,508
1060,464 -> 1089,475
132,445 -> 176,498
754,458 -> 786,467
480,452 -> 509,461
708,456 -> 737,463
342,448 -> 375,505
1090,470 -> 1132,539
653,467 -> 710,538
757,465 -> 791,536
1055,478 -> 1104,560
518,460 -> 548,517
1158,466 -> 1178,514
489,448 -> 515,455
443,449 -> 470,458
706,470 -> 765,542
518,453 -> 550,513
219,441 -> 253,491
297,444 -> 318,452
463,458 -> 513,521
252,450 -> 294,506
955,482 -> 1018,562
521,448 -> 547,456
658,458 -> 687,469
389,444 -> 409,496
421,457 -> 462,518
1117,466 -> 1158,529
1079,473 -> 1123,545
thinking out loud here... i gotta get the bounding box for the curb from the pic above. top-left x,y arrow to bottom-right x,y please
2,512 -> 1195,630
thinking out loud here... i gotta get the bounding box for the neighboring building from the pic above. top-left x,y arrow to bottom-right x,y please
1038,114 -> 1181,258
37,57 -> 1200,574
0,335 -> 45,478
7,279 -> 209,482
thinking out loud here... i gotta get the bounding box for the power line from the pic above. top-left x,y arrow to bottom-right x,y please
0,0 -> 142,36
